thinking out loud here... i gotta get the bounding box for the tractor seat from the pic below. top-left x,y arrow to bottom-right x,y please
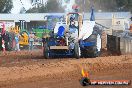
56,26 -> 65,38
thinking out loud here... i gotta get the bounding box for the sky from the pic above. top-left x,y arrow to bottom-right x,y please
11,0 -> 32,14
11,0 -> 75,14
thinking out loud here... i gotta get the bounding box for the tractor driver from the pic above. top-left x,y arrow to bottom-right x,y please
68,15 -> 79,41
69,15 -> 78,33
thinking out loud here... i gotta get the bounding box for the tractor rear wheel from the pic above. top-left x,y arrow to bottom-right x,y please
43,43 -> 50,59
74,42 -> 80,59
91,46 -> 98,58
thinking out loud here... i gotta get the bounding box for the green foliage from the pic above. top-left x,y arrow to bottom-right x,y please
76,0 -> 132,12
116,0 -> 132,11
76,0 -> 117,12
26,0 -> 64,13
0,0 -> 13,13
116,0 -> 128,7
26,7 -> 39,13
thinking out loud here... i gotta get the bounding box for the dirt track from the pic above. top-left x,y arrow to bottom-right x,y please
0,50 -> 131,88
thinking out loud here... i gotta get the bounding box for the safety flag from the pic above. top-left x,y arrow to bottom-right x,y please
90,6 -> 95,21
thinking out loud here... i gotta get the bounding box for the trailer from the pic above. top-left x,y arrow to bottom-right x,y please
106,14 -> 132,55
107,30 -> 132,55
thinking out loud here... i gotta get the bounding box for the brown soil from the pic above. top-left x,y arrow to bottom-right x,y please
0,50 -> 131,88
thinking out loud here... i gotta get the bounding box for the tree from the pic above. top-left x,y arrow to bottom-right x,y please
26,7 -> 39,13
0,0 -> 13,13
26,0 -> 64,13
76,0 -> 117,12
116,0 -> 132,11
20,7 -> 27,14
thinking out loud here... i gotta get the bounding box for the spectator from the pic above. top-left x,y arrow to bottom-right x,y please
15,33 -> 20,51
29,31 -> 35,50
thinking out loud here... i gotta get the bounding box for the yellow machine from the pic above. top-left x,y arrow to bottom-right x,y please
10,26 -> 29,48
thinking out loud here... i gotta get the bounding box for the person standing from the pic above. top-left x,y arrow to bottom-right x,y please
15,33 -> 20,51
29,32 -> 35,50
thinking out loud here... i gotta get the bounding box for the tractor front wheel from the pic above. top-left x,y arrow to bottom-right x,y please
74,42 -> 80,59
